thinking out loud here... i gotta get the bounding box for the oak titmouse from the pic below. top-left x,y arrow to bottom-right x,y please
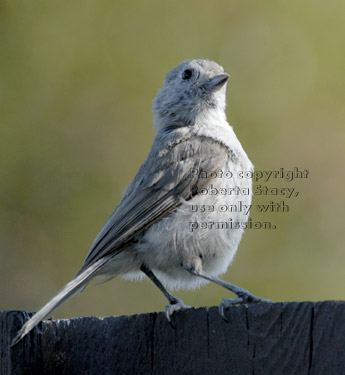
12,58 -> 271,346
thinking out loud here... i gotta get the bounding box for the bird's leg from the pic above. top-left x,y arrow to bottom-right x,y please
187,268 -> 273,320
140,264 -> 190,321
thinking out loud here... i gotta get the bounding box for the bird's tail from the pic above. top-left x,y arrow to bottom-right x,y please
11,257 -> 109,346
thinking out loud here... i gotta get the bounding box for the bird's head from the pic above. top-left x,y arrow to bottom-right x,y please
153,58 -> 229,130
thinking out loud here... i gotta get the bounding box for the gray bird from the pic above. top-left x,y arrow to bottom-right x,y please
12,58 -> 271,346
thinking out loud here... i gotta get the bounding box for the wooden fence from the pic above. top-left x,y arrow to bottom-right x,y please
1,301 -> 345,374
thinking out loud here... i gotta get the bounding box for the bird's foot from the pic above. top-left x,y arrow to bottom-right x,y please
219,293 -> 273,321
165,298 -> 191,322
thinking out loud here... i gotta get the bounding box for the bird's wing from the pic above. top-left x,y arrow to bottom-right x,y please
81,135 -> 228,270
12,134 -> 229,346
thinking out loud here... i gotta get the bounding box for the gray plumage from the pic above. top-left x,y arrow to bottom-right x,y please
12,58 -> 270,346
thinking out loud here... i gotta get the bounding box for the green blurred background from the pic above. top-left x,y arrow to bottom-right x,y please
1,0 -> 345,319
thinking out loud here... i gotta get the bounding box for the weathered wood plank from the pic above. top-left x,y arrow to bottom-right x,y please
2,302 -> 345,375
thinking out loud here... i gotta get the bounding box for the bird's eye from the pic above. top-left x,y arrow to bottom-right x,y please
182,69 -> 193,80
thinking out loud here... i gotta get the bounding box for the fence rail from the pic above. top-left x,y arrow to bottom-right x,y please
1,301 -> 345,374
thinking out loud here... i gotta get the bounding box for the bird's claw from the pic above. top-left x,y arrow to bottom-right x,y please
219,297 -> 244,320
219,294 -> 273,321
165,299 -> 191,322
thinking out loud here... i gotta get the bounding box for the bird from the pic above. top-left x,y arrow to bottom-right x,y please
12,58 -> 271,346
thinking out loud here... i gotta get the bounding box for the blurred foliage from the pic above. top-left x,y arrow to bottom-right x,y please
1,0 -> 345,319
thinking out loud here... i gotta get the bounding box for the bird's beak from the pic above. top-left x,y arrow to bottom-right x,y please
203,73 -> 230,92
